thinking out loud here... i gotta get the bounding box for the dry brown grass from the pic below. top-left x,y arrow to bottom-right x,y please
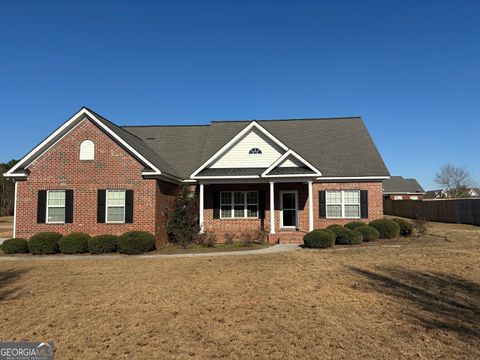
0,221 -> 479,359
0,216 -> 13,238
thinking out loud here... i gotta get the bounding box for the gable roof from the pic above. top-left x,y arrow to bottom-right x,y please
6,108 -> 390,181
382,176 -> 425,194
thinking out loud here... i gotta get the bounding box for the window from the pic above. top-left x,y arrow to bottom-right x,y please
248,148 -> 262,155
326,190 -> 360,219
409,196 -> 418,200
46,190 -> 66,223
106,190 -> 126,223
220,191 -> 258,218
393,195 -> 403,200
80,140 -> 95,160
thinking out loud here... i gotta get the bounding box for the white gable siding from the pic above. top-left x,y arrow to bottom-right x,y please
211,128 -> 285,168
278,155 -> 305,168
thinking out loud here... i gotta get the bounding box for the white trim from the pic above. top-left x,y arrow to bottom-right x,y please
308,181 -> 313,232
13,181 -> 17,238
383,192 -> 426,195
269,181 -> 275,234
5,108 -> 166,178
325,190 -> 361,219
262,149 -> 322,177
105,189 -> 126,224
190,121 -> 289,178
199,184 -> 204,234
219,191 -> 259,219
263,174 -> 319,178
317,176 -> 390,180
192,175 -> 260,180
280,190 -> 298,229
46,190 -> 66,224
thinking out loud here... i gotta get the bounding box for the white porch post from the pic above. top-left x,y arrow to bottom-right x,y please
13,181 -> 17,238
199,183 -> 204,234
308,180 -> 313,232
269,181 -> 275,234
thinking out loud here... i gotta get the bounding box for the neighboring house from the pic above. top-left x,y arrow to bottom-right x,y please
424,188 -> 480,199
382,176 -> 425,200
468,188 -> 480,197
4,107 -> 390,244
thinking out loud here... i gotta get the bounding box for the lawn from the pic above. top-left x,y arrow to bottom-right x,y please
0,221 -> 479,359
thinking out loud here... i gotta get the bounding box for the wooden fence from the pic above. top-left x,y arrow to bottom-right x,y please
383,199 -> 480,226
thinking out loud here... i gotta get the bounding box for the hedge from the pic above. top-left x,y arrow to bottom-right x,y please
28,232 -> 62,254
88,235 -> 118,254
355,226 -> 380,242
344,221 -> 367,230
392,218 -> 413,236
369,219 -> 400,239
303,229 -> 336,249
58,232 -> 90,254
117,231 -> 156,255
328,226 -> 363,245
1,238 -> 28,254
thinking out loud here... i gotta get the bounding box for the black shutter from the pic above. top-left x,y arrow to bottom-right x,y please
258,191 -> 265,219
213,191 -> 220,219
319,191 -> 326,218
37,190 -> 47,223
65,190 -> 74,223
360,190 -> 368,218
125,190 -> 134,223
97,190 -> 106,223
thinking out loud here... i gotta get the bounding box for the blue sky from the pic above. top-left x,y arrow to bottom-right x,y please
1,0 -> 479,189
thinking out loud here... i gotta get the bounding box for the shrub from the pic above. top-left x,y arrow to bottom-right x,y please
1,238 -> 28,254
329,226 -> 363,245
28,232 -> 62,254
223,232 -> 236,244
58,232 -> 90,254
88,235 -> 117,254
196,231 -> 217,248
355,226 -> 380,242
392,218 -> 413,236
344,221 -> 367,230
166,185 -> 199,247
239,229 -> 268,245
117,231 -> 156,255
303,229 -> 336,248
326,224 -> 343,230
369,219 -> 400,239
413,217 -> 428,235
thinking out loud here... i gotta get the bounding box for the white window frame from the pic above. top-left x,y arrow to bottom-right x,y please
46,190 -> 66,224
105,189 -> 126,224
248,147 -> 262,155
326,190 -> 361,219
220,191 -> 259,219
280,190 -> 298,229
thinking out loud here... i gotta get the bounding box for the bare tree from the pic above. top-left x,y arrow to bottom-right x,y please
434,164 -> 475,198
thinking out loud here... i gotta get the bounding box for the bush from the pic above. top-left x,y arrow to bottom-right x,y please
58,232 -> 90,254
88,235 -> 118,254
223,232 -> 236,244
326,224 -> 343,230
196,231 -> 217,248
117,231 -> 156,255
392,218 -> 413,236
28,232 -> 62,254
329,226 -> 363,245
303,229 -> 336,248
166,184 -> 199,247
355,226 -> 380,242
1,238 -> 28,254
238,229 -> 268,245
369,219 -> 400,239
344,221 -> 367,230
413,217 -> 428,235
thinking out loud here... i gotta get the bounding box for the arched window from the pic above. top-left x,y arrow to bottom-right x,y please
248,147 -> 262,155
80,140 -> 95,160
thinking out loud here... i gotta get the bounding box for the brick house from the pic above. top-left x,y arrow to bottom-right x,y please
4,107 -> 390,244
382,176 -> 425,200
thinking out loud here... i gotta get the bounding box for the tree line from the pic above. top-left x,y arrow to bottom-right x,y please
0,160 -> 18,216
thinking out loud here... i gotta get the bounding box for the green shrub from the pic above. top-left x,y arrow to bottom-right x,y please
326,224 -> 343,230
392,218 -> 413,236
1,238 -> 28,254
344,221 -> 367,230
88,235 -> 118,254
58,232 -> 90,254
28,232 -> 62,254
329,226 -> 363,245
355,226 -> 380,242
117,231 -> 156,255
303,229 -> 336,248
369,219 -> 400,239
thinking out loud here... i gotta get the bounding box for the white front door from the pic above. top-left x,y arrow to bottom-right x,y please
280,191 -> 298,229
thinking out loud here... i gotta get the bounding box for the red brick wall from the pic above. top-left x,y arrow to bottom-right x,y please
201,181 -> 383,243
15,118 -> 175,240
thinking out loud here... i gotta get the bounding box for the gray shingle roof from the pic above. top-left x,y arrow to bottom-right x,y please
382,176 -> 425,194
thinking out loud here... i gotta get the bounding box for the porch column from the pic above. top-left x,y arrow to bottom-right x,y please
308,180 -> 313,232
199,183 -> 204,234
269,181 -> 275,234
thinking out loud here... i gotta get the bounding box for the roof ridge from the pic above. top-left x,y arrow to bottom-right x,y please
211,116 -> 362,123
122,124 -> 210,128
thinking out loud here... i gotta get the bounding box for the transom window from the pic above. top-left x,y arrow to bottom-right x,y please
326,190 -> 360,219
106,190 -> 126,223
220,191 -> 258,218
248,147 -> 262,155
47,190 -> 66,223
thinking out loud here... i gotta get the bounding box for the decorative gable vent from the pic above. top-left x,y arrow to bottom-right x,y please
248,147 -> 262,154
80,140 -> 95,160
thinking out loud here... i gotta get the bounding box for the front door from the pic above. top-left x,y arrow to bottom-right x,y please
281,191 -> 298,229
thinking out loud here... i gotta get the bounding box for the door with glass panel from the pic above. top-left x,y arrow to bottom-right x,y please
280,191 -> 298,228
